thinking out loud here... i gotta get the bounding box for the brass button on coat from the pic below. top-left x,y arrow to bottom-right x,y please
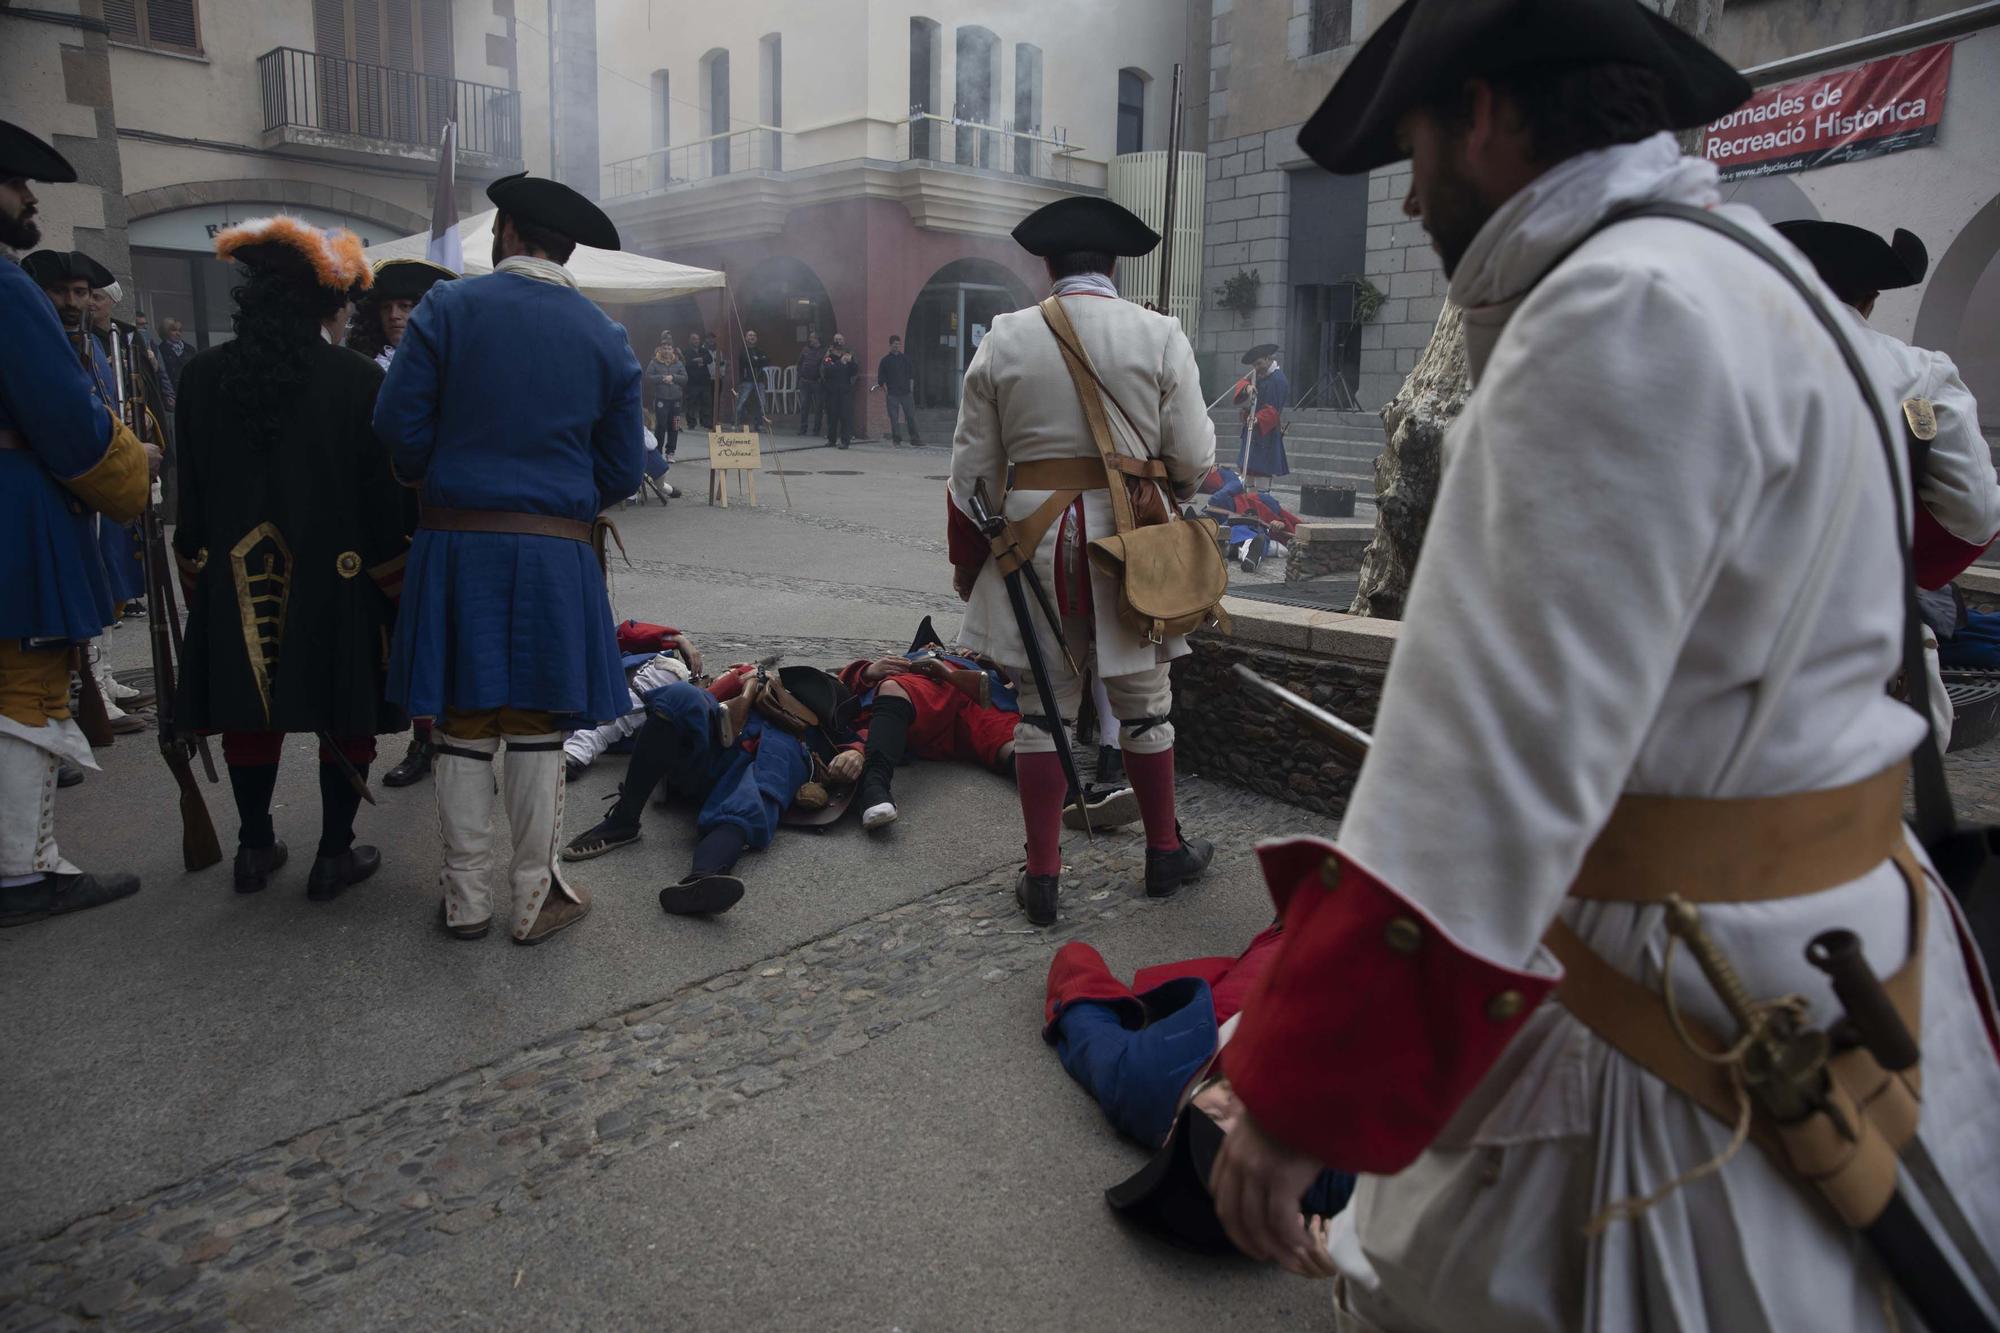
1319,858 -> 1341,890
1384,916 -> 1422,955
1486,990 -> 1525,1022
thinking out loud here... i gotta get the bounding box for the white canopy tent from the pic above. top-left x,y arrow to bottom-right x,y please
363,209 -> 724,306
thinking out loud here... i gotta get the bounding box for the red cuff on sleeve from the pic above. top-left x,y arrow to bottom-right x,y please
1913,500 -> 1995,590
617,620 -> 682,654
947,487 -> 990,568
1222,841 -> 1558,1174
1255,405 -> 1281,434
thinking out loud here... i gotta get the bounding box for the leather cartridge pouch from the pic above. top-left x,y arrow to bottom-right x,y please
1037,297 -> 1228,644
1546,763 -> 1926,1232
751,673 -> 818,734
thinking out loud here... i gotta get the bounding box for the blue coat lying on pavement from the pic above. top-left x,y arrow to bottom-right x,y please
375,267 -> 644,724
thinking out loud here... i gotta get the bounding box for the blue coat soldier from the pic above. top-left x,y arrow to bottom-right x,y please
1232,343 -> 1290,481
375,171 -> 644,946
0,121 -> 152,928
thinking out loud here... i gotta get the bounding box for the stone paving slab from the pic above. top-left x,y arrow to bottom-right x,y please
0,783 -> 1318,1332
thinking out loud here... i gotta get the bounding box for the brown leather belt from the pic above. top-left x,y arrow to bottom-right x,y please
1569,761 -> 1909,903
419,506 -> 594,543
1013,458 -> 1108,491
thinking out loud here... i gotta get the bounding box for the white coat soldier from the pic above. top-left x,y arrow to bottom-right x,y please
947,198 -> 1217,925
1201,2 -> 2000,1330
1774,220 -> 2000,588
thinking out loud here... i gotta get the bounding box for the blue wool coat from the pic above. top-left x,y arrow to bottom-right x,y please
375,270 -> 645,723
0,261 -> 119,642
1238,365 -> 1290,478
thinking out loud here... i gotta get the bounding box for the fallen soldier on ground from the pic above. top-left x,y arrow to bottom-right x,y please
560,663 -> 858,916
1042,933 -> 1353,1260
562,620 -> 704,779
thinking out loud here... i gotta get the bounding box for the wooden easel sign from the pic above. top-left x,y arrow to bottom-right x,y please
708,431 -> 762,507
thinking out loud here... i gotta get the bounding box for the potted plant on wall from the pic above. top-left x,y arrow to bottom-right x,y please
1214,267 -> 1261,325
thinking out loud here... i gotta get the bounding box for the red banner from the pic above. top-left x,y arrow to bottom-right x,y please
1702,41 -> 1954,182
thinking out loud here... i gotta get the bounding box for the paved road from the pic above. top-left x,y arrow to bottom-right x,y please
0,441 -> 1343,1332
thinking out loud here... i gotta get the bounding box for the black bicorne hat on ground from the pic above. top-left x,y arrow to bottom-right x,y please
369,257 -> 459,303
21,249 -> 114,290
1241,343 -> 1280,365
1013,196 -> 1161,258
486,171 -> 621,252
1774,220 -> 1929,294
1297,0 -> 1753,174
0,120 -> 77,184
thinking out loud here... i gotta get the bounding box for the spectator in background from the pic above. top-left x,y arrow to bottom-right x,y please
157,317 -> 195,397
821,333 -> 858,450
796,332 -> 824,436
683,332 -> 713,430
733,328 -> 770,431
873,333 -> 921,446
643,336 -> 687,461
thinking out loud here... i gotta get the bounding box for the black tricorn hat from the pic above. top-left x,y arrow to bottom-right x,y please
487,171 -> 621,252
0,120 -> 77,184
1013,196 -> 1160,258
1241,343 -> 1280,365
1106,1104 -> 1235,1254
369,257 -> 458,303
1774,220 -> 1928,294
909,616 -> 942,655
1298,0 -> 1753,174
21,249 -> 114,290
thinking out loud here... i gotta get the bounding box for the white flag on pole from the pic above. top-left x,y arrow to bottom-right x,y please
427,119 -> 463,274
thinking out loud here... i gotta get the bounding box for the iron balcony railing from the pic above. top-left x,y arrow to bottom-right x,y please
600,115 -> 1093,201
257,47 -> 522,163
602,125 -> 790,199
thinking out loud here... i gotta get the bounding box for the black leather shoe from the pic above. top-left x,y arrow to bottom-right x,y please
659,873 -> 745,916
233,841 -> 290,894
1144,835 -> 1215,899
0,870 -> 141,928
1015,869 -> 1060,927
382,735 -> 432,788
307,845 -> 381,901
56,758 -> 85,788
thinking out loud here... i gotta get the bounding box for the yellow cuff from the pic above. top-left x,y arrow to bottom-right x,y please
59,415 -> 151,523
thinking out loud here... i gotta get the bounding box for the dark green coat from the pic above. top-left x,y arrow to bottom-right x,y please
172,340 -> 409,737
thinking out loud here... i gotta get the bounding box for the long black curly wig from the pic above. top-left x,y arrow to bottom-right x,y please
216,255 -> 346,448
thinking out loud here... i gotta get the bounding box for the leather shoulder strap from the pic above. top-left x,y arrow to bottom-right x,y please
1541,202 -> 1953,849
1040,297 -> 1136,536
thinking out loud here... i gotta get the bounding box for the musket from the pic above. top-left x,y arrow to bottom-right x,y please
1230,665 -> 1371,769
317,732 -> 377,805
967,479 -> 1090,837
124,327 -> 224,871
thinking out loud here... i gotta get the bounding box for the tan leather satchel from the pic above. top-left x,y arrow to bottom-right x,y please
1038,297 -> 1228,644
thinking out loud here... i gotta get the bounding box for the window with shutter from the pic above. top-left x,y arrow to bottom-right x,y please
104,0 -> 141,41
144,0 -> 201,52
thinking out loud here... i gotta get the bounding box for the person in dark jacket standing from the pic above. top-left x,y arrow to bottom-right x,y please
821,333 -> 859,449
874,334 -> 921,446
643,337 -> 687,461
174,216 -> 407,901
682,332 -> 712,430
795,333 -> 823,436
734,329 -> 771,431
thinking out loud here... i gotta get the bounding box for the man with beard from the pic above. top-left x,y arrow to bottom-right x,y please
174,218 -> 407,900
375,171 -> 643,946
1204,3 -> 2000,1330
0,121 -> 151,926
348,258 -> 458,792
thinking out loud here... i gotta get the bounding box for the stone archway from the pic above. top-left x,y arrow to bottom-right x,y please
1718,174 -> 1819,225
1915,191 -> 2000,427
734,254 -> 837,378
124,179 -> 426,237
